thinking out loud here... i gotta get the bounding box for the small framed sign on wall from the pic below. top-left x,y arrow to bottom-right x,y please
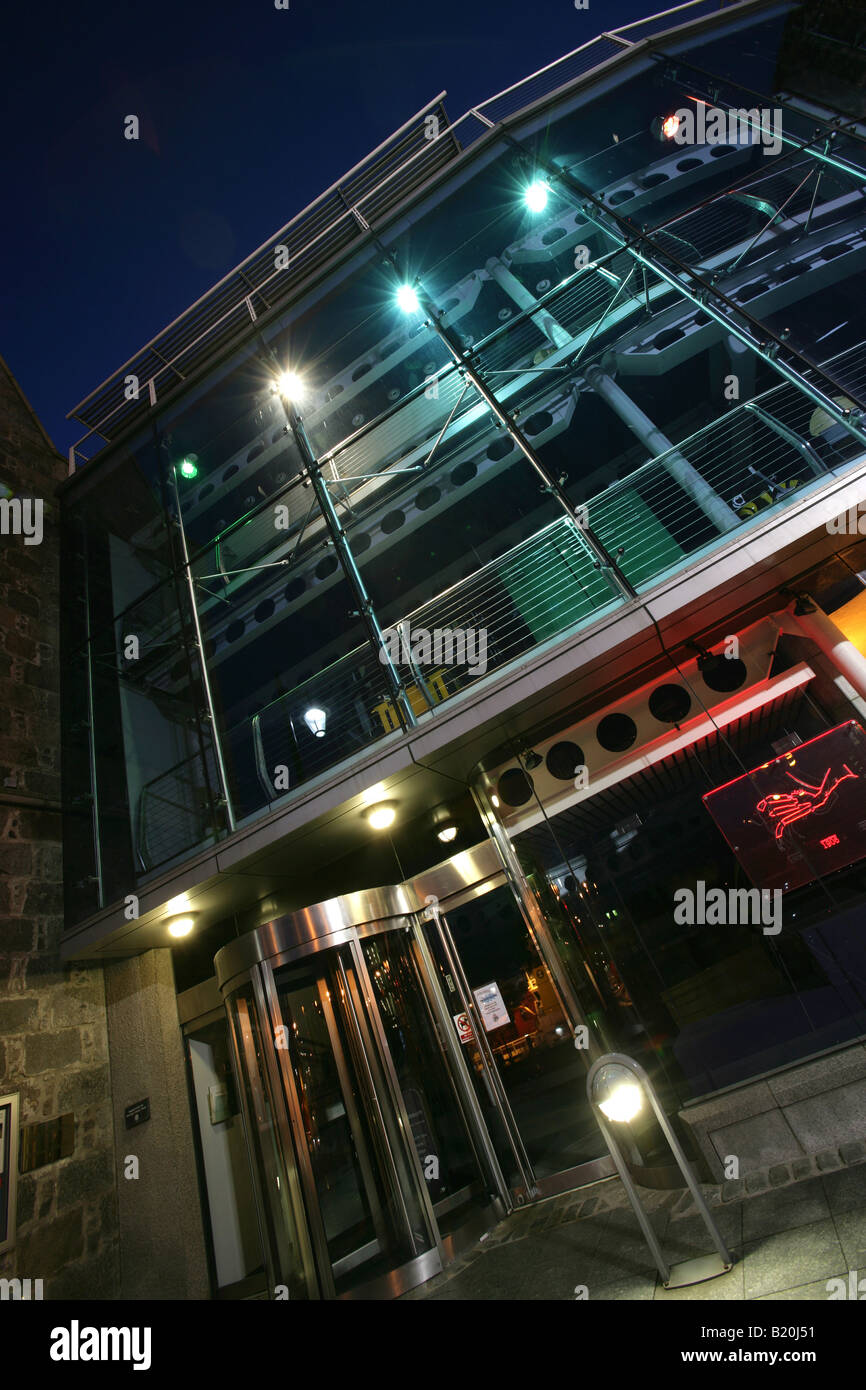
0,1092 -> 20,1255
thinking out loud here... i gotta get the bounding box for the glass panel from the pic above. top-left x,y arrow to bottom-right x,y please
441,884 -> 601,1179
508,694 -> 866,1100
229,986 -> 309,1298
419,915 -> 523,1189
273,953 -> 429,1292
361,930 -> 488,1233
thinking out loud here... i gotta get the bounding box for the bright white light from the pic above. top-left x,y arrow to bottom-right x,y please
168,916 -> 195,938
367,803 -> 396,830
525,181 -> 549,213
437,824 -> 458,843
304,707 -> 327,738
165,893 -> 191,915
593,1064 -> 643,1123
277,370 -> 304,401
396,284 -> 420,313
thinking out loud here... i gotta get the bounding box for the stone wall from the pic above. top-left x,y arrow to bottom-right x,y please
0,356 -> 119,1298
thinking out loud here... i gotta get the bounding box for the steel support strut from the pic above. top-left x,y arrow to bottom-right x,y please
499,132 -> 866,446
277,391 -> 419,731
344,202 -> 638,601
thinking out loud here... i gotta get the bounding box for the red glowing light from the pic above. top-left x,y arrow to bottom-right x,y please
756,763 -> 858,841
661,114 -> 680,139
821,833 -> 841,849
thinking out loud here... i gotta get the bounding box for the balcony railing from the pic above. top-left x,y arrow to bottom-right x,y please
133,345 -> 866,873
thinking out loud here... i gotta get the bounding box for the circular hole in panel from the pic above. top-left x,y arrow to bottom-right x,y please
701,655 -> 748,693
381,509 -> 406,534
546,740 -> 585,781
315,555 -> 339,580
254,598 -> 275,623
524,410 -> 553,435
285,577 -> 306,602
487,437 -> 514,461
497,768 -> 534,807
648,683 -> 692,723
596,712 -> 637,752
416,486 -> 440,510
653,328 -> 684,350
451,460 -> 477,486
226,620 -> 245,643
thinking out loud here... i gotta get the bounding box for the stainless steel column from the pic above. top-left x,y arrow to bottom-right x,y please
278,390 -> 419,731
585,366 -> 739,533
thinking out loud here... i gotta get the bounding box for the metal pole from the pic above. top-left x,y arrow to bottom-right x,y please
277,390 -> 419,731
169,466 -> 237,833
585,366 -> 739,533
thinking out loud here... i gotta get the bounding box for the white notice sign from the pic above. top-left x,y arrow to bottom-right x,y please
473,982 -> 510,1032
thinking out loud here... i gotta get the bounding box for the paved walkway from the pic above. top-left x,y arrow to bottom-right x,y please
404,1154 -> 866,1301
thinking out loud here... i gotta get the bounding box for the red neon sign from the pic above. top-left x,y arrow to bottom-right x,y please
703,722 -> 866,892
756,764 -> 859,840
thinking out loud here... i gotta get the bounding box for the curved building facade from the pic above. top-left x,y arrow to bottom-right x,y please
52,0 -> 866,1298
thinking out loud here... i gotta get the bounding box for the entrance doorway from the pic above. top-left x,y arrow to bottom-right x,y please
421,881 -> 612,1199
215,859 -> 612,1298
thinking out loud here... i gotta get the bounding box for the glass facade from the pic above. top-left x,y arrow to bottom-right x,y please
62,0 -> 866,1096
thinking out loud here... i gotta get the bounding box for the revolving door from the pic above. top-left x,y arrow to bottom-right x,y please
215,889 -> 510,1299
215,854 -> 615,1299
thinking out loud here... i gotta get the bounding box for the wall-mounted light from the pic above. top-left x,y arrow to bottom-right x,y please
396,284 -> 420,313
437,824 -> 458,843
524,180 -> 549,212
178,456 -> 198,480
167,916 -> 195,939
522,749 -> 543,770
303,707 -> 327,738
366,803 -> 396,830
433,806 -> 458,843
276,370 -> 305,402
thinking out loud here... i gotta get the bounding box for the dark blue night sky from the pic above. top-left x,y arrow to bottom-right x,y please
1,0 -> 656,456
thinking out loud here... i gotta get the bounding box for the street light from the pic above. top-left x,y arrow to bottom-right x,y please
586,1052 -> 733,1289
591,1062 -> 644,1122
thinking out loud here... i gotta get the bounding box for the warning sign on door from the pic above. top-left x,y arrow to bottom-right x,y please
453,1011 -> 474,1044
473,982 -> 510,1032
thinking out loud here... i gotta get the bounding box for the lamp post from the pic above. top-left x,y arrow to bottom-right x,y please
587,1052 -> 733,1289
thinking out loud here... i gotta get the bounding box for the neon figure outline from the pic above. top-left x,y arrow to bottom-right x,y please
756,763 -> 859,841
